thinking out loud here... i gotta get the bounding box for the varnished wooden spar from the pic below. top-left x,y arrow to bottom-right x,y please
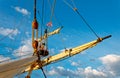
38,26 -> 63,42
23,35 -> 111,72
0,35 -> 111,78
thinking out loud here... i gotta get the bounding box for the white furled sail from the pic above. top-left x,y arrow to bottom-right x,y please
0,56 -> 37,78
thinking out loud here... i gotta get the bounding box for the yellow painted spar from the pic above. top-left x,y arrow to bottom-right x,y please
23,35 -> 111,72
38,26 -> 63,42
0,35 -> 111,78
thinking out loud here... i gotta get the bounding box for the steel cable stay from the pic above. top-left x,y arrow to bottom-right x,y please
0,15 -> 28,47
38,0 -> 57,52
0,15 -> 30,64
0,46 -> 33,62
0,26 -> 18,41
0,52 -> 33,63
48,0 -> 63,27
38,1 -> 64,77
46,0 -> 57,28
63,0 -> 100,38
0,10 -> 29,41
70,0 -> 77,9
49,0 -> 56,22
48,0 -> 65,52
39,0 -> 45,38
44,0 -> 57,53
38,0 -> 49,71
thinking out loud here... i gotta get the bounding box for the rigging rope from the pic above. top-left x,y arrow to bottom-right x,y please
48,0 -> 63,26
41,0 -> 45,38
63,0 -> 99,38
75,10 -> 99,38
0,17 -> 32,63
0,30 -> 16,41
49,0 -> 56,22
42,0 -> 57,50
0,19 -> 22,41
63,0 -> 73,10
71,0 -> 77,8
41,67 -> 47,78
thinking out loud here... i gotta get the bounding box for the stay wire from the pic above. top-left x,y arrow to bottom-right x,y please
41,67 -> 47,78
41,0 -> 45,37
75,10 -> 99,38
50,0 -> 56,22
63,0 -> 99,38
0,14 -> 28,41
0,16 -> 29,59
0,29 -> 15,41
45,0 -> 56,50
71,0 -> 77,8
48,0 -> 63,26
63,0 -> 73,10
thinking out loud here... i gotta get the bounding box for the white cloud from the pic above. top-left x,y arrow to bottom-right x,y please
100,54 -> 120,76
100,54 -> 120,64
47,69 -> 58,76
71,61 -> 79,66
47,66 -> 106,78
0,55 -> 10,63
13,38 -> 57,58
13,6 -> 30,15
47,54 -> 120,78
84,67 -> 107,78
13,39 -> 33,57
0,27 -> 20,39
47,66 -> 78,78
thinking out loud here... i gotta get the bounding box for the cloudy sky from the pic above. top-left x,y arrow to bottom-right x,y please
0,0 -> 120,78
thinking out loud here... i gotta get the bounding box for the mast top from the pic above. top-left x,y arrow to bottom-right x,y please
34,0 -> 36,19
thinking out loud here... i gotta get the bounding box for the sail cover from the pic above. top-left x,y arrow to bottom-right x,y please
0,56 -> 37,78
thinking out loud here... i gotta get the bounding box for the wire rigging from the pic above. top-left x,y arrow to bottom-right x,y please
0,16 -> 29,59
41,67 -> 47,78
71,0 -> 77,8
41,0 -> 45,37
50,0 -> 56,22
44,0 -> 57,50
63,0 -> 73,10
63,0 -> 99,38
48,0 -> 62,26
0,11 -> 30,41
75,10 -> 99,38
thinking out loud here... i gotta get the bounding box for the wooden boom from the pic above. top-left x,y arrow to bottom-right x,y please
23,35 -> 111,72
38,26 -> 63,42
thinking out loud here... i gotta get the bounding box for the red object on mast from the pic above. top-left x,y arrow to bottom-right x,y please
46,22 -> 52,27
32,19 -> 38,29
32,40 -> 38,49
32,0 -> 39,41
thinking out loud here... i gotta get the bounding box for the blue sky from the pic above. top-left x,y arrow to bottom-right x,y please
0,0 -> 120,78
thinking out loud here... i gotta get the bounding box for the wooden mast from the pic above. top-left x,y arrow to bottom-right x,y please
25,0 -> 39,78
32,0 -> 39,55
